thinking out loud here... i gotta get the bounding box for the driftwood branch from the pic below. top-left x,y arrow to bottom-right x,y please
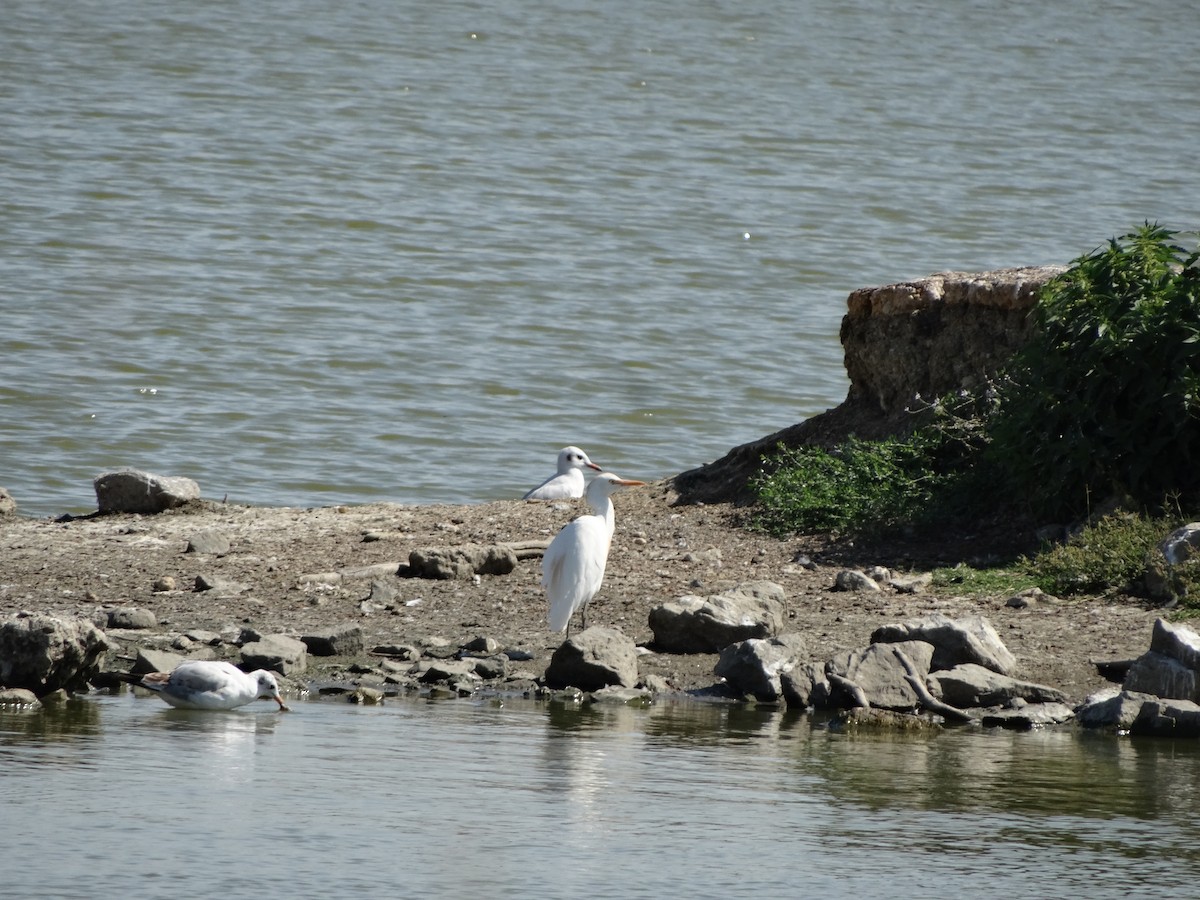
892,648 -> 974,723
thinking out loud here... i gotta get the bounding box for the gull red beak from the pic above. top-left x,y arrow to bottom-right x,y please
586,462 -> 602,471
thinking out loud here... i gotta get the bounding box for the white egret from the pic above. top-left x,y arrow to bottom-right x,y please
543,471 -> 646,635
523,446 -> 602,500
124,660 -> 290,711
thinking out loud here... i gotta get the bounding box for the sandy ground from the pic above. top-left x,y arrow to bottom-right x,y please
0,482 -> 1165,704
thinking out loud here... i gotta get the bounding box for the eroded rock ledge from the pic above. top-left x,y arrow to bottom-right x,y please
674,265 -> 1066,504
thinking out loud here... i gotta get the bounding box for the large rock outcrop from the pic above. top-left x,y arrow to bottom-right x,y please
673,266 -> 1065,504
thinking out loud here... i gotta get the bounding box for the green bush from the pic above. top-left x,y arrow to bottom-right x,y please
1026,513 -> 1169,596
988,224 -> 1200,519
750,431 -> 968,537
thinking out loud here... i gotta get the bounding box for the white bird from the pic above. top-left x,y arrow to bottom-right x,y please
543,471 -> 647,636
126,660 -> 290,711
523,446 -> 602,501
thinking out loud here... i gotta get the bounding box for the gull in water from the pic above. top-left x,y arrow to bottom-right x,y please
523,446 -> 602,500
543,471 -> 646,636
125,660 -> 290,711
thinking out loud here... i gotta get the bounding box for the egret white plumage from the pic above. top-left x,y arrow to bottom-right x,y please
523,446 -> 602,500
124,660 -> 290,711
543,471 -> 646,635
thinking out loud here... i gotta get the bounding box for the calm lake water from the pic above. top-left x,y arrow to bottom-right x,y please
1,0 -> 1198,518
3,693 -> 1200,899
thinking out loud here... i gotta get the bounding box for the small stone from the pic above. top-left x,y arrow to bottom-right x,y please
107,607 -> 157,630
151,576 -> 177,593
185,530 -> 231,556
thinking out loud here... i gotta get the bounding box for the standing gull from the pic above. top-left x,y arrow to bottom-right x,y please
543,471 -> 646,636
523,446 -> 602,500
125,660 -> 290,711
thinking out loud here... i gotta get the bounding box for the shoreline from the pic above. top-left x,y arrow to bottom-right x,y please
0,484 -> 1162,707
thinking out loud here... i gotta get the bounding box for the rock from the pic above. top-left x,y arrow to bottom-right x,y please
0,614 -> 109,696
888,572 -> 932,594
825,640 -> 936,711
713,633 -> 807,702
1074,688 -> 1159,730
1005,586 -> 1056,609
0,687 -> 40,707
301,625 -> 364,657
240,634 -> 307,675
979,703 -> 1075,730
185,530 -> 231,556
930,663 -> 1069,708
0,486 -> 17,516
780,662 -> 830,709
1122,619 -> 1200,701
1158,523 -> 1200,566
648,581 -> 786,653
834,570 -> 881,592
193,574 -> 249,595
413,659 -> 479,683
93,470 -> 200,514
348,686 -> 385,704
469,655 -> 510,680
588,686 -> 653,706
1130,698 -> 1200,737
151,576 -> 177,593
544,627 -> 639,692
462,636 -> 501,656
404,544 -> 518,579
131,648 -> 186,675
871,614 -> 1017,676
106,607 -> 157,630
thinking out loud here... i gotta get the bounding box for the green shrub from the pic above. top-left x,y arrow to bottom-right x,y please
988,224 -> 1200,519
1026,513 -> 1170,596
750,431 -> 967,537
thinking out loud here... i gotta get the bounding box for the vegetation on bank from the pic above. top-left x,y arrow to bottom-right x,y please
751,224 -> 1200,610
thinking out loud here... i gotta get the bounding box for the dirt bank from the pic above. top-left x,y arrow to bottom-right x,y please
0,482 -> 1162,704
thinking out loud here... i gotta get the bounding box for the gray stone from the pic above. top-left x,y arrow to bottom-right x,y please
413,659 -> 479,683
1123,651 -> 1199,703
0,687 -> 41,707
0,614 -> 110,696
648,581 -> 786,653
405,544 -> 518,580
185,530 -> 231,556
714,633 -> 807,702
93,470 -> 200,514
979,703 -> 1076,729
1131,698 -> 1200,737
193,574 -> 249,595
545,627 -> 639,691
826,640 -> 936,711
931,663 -> 1069,708
240,634 -> 307,675
0,486 -> 17,516
131,647 -> 187,675
462,636 -> 501,655
781,662 -> 830,709
1147,617 -> 1200,671
107,607 -> 158,630
301,625 -> 365,657
834,570 -> 881,592
1074,688 -> 1159,730
588,686 -> 653,706
871,614 -> 1017,676
470,655 -> 510,680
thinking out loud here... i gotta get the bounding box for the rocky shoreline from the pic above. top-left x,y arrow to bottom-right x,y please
0,473 -> 1173,725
